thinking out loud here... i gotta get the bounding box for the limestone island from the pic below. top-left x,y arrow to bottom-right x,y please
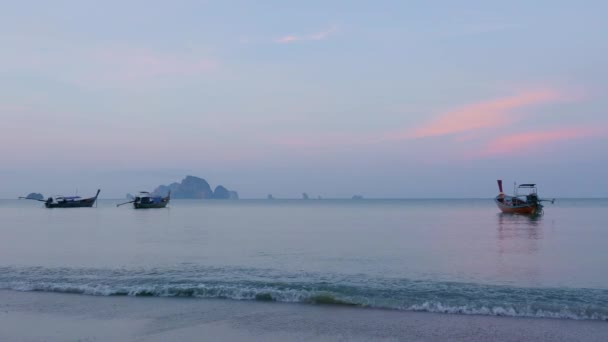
24,193 -> 44,200
152,175 -> 239,199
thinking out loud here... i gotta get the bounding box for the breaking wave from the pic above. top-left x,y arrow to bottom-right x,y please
1,266 -> 607,321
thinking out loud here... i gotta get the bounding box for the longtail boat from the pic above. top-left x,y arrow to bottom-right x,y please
117,191 -> 170,209
44,189 -> 100,208
494,180 -> 553,215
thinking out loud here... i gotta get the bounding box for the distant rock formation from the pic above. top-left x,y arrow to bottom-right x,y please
24,193 -> 44,200
352,195 -> 364,200
267,194 -> 274,200
154,183 -> 180,197
153,176 -> 238,200
212,185 -> 230,199
302,193 -> 309,200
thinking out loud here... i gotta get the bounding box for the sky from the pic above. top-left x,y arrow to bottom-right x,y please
1,0 -> 607,198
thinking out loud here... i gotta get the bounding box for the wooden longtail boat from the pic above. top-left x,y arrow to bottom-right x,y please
117,191 -> 170,209
44,189 -> 100,208
494,180 -> 553,215
134,191 -> 170,209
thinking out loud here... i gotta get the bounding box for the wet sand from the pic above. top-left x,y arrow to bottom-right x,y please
1,290 -> 607,342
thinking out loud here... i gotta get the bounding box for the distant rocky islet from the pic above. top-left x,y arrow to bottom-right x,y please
25,193 -> 44,200
152,176 -> 239,200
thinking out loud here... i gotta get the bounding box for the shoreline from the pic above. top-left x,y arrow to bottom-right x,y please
2,290 -> 607,342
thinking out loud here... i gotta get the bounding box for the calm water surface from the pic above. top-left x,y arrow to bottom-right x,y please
1,199 -> 607,320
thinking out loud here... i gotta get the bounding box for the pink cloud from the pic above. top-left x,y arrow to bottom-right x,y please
1,40 -> 218,87
261,87 -> 598,164
273,89 -> 575,149
478,127 -> 601,157
411,90 -> 563,138
275,26 -> 337,44
453,133 -> 479,142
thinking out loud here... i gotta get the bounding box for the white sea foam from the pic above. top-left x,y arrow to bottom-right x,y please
407,301 -> 608,321
2,280 -> 607,321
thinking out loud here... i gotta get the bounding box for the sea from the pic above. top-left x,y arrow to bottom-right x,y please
1,198 -> 607,321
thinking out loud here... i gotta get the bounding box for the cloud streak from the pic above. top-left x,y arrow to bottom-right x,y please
1,41 -> 218,88
272,88 -> 597,162
478,127 -> 601,157
409,90 -> 563,139
275,26 -> 337,44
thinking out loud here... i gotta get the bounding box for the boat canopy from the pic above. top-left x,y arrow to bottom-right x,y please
518,184 -> 536,188
136,191 -> 164,200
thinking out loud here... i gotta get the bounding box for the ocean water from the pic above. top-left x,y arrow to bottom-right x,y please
1,198 -> 607,320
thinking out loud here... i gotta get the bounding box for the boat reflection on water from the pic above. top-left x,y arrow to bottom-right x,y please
497,212 -> 543,251
498,211 -> 543,227
495,212 -> 544,283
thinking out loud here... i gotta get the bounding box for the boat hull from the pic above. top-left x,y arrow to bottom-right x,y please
133,195 -> 170,209
494,197 -> 539,215
133,201 -> 169,209
45,199 -> 97,208
45,190 -> 100,208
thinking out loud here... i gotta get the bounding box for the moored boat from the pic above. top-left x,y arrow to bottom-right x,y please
44,190 -> 101,208
494,180 -> 552,215
117,191 -> 170,209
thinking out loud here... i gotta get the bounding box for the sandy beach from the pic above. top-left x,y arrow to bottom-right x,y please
1,290 -> 606,342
